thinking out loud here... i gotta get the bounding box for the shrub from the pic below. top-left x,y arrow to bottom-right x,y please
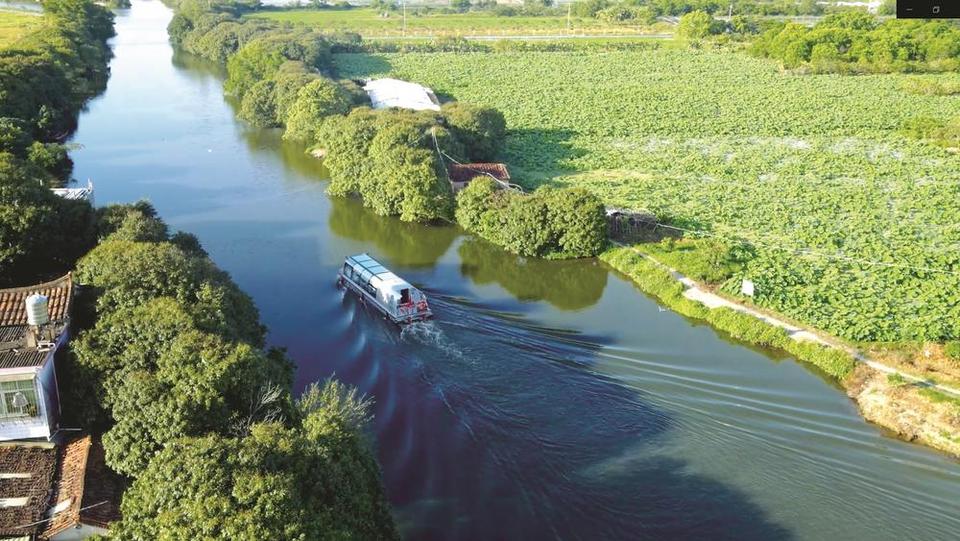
706,307 -> 789,348
945,341 -> 960,362
318,108 -> 456,222
456,179 -> 607,258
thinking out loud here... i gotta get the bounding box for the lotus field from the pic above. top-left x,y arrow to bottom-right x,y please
335,49 -> 960,343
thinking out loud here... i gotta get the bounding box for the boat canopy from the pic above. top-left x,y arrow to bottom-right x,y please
342,254 -> 425,315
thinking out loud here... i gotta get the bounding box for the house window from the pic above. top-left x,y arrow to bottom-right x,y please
0,380 -> 38,419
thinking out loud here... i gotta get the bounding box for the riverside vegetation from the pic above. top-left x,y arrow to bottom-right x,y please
75,204 -> 397,539
1,2 -> 398,537
0,0 -> 114,286
169,0 -> 608,257
273,3 -> 960,452
172,1 -> 960,454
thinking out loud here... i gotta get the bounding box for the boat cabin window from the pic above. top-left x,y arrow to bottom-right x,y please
400,288 -> 411,305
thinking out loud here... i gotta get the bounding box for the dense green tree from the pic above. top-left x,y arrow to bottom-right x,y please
103,330 -> 292,476
272,64 -> 319,124
225,40 -> 285,98
320,108 -> 457,222
751,14 -> 960,72
543,186 -> 607,257
440,102 -> 506,162
677,10 -> 718,41
0,157 -> 96,286
571,0 -> 610,17
239,79 -> 279,127
75,239 -> 265,345
109,380 -> 398,540
455,178 -> 607,258
103,208 -> 170,243
283,78 -> 352,142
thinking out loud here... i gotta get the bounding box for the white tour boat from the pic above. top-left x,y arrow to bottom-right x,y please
337,253 -> 433,324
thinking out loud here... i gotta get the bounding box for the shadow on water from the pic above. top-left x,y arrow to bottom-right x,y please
365,292 -> 794,541
328,197 -> 460,268
171,48 -> 226,78
457,237 -> 608,311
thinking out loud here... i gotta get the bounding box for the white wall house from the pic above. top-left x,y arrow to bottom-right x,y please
0,274 -> 73,442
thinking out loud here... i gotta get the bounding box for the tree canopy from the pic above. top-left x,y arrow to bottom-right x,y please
456,178 -> 607,258
107,381 -> 398,540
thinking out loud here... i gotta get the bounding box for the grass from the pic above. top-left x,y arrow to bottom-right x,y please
334,48 -> 960,344
600,246 -> 856,380
0,10 -> 42,49
249,8 -> 663,37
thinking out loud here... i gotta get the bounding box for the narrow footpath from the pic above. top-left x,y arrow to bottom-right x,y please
622,244 -> 960,397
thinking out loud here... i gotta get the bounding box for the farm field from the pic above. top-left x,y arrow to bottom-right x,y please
249,8 -> 662,37
335,49 -> 960,344
0,10 -> 42,48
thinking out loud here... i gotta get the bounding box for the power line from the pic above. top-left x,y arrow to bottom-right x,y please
430,127 -> 523,192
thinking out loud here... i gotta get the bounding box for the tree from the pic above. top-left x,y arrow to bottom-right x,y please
677,10 -> 716,41
283,78 -> 352,142
75,239 -> 265,345
239,79 -> 279,127
225,40 -> 285,99
102,330 -> 292,476
441,102 -> 506,162
571,0 -> 610,18
455,180 -> 607,259
272,64 -> 319,124
543,186 -> 607,257
0,157 -> 96,286
109,380 -> 398,540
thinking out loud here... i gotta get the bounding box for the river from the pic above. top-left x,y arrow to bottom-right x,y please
66,2 -> 960,540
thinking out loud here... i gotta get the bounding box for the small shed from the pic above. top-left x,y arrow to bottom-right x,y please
363,78 -> 440,112
447,163 -> 515,192
51,181 -> 94,205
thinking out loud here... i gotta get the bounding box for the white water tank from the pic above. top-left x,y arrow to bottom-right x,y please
25,294 -> 49,326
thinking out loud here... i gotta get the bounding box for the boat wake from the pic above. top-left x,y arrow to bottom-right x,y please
400,321 -> 473,365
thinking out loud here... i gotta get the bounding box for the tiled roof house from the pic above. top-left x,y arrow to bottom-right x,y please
0,274 -> 73,442
0,436 -> 119,540
446,163 -> 512,192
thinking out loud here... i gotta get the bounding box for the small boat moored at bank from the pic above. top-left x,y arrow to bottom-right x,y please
337,253 -> 433,324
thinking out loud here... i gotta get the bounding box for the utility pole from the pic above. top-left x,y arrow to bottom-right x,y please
403,0 -> 407,36
567,2 -> 571,33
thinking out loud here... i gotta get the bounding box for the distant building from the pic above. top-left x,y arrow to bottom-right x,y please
0,436 -> 122,540
446,163 -> 515,192
0,274 -> 74,442
363,78 -> 441,112
50,181 -> 94,205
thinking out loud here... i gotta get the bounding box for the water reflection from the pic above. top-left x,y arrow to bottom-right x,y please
458,237 -> 607,311
388,297 -> 793,540
328,196 -> 459,267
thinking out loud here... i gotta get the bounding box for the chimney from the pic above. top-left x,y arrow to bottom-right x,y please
24,295 -> 49,349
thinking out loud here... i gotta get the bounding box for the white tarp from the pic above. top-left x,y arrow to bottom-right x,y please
364,78 -> 440,112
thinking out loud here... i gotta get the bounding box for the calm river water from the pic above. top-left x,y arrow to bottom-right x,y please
68,2 -> 959,539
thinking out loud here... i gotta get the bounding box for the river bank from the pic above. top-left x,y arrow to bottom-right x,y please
601,246 -> 960,458
66,3 -> 960,539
